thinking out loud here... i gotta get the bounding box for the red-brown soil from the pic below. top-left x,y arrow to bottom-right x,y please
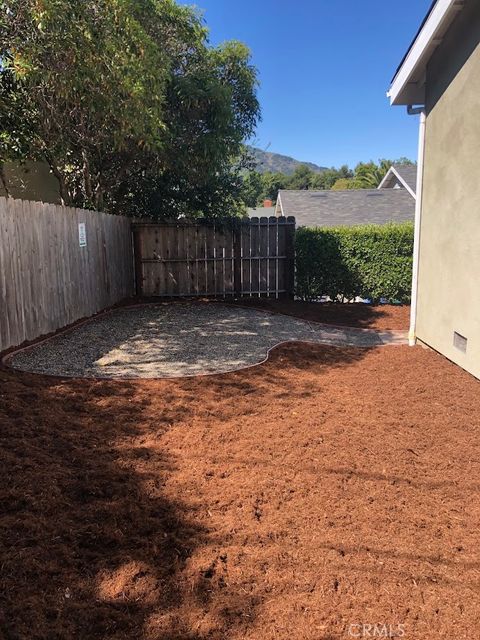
228,299 -> 410,331
1,309 -> 479,638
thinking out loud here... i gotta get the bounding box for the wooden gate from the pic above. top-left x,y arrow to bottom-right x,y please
132,216 -> 295,298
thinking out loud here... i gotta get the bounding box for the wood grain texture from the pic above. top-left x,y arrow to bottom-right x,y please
0,197 -> 134,352
134,217 -> 295,299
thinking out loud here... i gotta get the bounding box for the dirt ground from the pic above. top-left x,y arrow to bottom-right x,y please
1,304 -> 479,639
228,299 -> 410,331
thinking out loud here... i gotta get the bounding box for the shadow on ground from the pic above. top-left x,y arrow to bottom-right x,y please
227,298 -> 410,331
0,372 -> 196,637
0,341 -> 370,639
8,303 -> 387,379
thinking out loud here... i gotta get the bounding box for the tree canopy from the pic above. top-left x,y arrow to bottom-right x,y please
0,0 -> 260,217
241,158 -> 415,206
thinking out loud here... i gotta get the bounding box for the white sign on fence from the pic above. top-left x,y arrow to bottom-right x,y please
78,222 -> 87,247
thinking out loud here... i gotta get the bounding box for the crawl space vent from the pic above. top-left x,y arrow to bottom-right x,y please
453,331 -> 467,353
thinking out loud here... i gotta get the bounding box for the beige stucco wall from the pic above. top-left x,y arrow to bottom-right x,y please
417,0 -> 480,379
0,161 -> 61,204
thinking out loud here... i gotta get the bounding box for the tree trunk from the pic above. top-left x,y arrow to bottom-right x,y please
44,152 -> 71,206
95,184 -> 104,211
82,149 -> 93,201
0,163 -> 10,197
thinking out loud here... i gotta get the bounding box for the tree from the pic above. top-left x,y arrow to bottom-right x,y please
0,0 -> 260,217
120,40 -> 259,218
353,158 -> 415,189
241,171 -> 264,207
331,178 -> 356,190
260,171 -> 289,202
288,164 -> 315,190
1,0 -> 174,208
311,165 -> 353,190
237,156 -> 417,207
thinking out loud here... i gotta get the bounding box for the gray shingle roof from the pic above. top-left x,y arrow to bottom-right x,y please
392,164 -> 417,193
247,206 -> 275,217
277,189 -> 415,228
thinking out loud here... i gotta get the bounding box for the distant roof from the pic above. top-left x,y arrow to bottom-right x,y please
277,189 -> 415,228
378,164 -> 417,197
247,206 -> 275,217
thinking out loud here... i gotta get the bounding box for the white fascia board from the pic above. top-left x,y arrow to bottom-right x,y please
377,167 -> 396,190
275,193 -> 283,216
388,0 -> 465,105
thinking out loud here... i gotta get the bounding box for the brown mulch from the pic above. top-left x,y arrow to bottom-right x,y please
228,299 -> 410,331
1,312 -> 479,638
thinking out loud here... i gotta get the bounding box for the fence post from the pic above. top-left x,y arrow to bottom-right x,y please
233,218 -> 242,297
132,225 -> 143,297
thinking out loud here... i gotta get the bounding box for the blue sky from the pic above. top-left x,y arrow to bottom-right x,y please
178,0 -> 432,168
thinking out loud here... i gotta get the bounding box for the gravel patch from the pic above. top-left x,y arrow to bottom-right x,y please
8,303 -> 407,378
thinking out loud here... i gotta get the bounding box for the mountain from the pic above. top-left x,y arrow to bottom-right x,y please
248,146 -> 327,175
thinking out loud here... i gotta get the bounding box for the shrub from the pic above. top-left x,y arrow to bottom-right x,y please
295,222 -> 414,303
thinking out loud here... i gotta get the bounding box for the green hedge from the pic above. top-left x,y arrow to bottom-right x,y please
295,222 -> 414,303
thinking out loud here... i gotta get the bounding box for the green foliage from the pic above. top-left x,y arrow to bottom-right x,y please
295,222 -> 414,303
353,158 -> 415,189
311,165 -> 353,190
241,171 -> 264,207
260,171 -> 290,201
331,177 -> 356,190
240,157 -> 416,206
0,0 -> 259,216
287,164 -> 316,190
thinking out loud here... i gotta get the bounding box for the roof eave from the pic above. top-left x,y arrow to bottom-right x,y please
388,0 -> 465,106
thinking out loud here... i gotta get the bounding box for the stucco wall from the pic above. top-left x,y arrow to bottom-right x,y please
0,161 -> 61,204
417,0 -> 480,379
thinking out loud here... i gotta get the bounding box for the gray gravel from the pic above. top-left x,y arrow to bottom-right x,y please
8,303 -> 407,379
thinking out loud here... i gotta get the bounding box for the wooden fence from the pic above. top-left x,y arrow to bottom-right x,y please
0,197 -> 134,352
132,216 -> 295,298
0,207 -> 296,352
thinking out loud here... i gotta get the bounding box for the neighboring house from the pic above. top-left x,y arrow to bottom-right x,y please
0,161 -> 61,204
247,199 -> 275,217
388,0 -> 480,379
378,164 -> 417,198
247,206 -> 275,217
274,188 -> 414,227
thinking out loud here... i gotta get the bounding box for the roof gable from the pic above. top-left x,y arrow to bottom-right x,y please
378,165 -> 417,197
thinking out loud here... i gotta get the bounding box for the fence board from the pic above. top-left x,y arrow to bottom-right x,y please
259,217 -> 268,294
249,218 -> 260,296
268,216 -> 277,297
178,225 -> 187,295
214,223 -> 225,297
133,217 -> 295,299
0,196 -> 134,352
277,218 -> 287,295
198,224 -> 208,296
241,219 -> 251,296
224,225 -> 234,295
186,225 -> 197,295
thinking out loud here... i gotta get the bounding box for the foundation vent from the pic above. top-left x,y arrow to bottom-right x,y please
453,331 -> 467,353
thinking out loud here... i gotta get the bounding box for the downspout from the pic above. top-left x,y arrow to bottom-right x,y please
407,105 -> 426,346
